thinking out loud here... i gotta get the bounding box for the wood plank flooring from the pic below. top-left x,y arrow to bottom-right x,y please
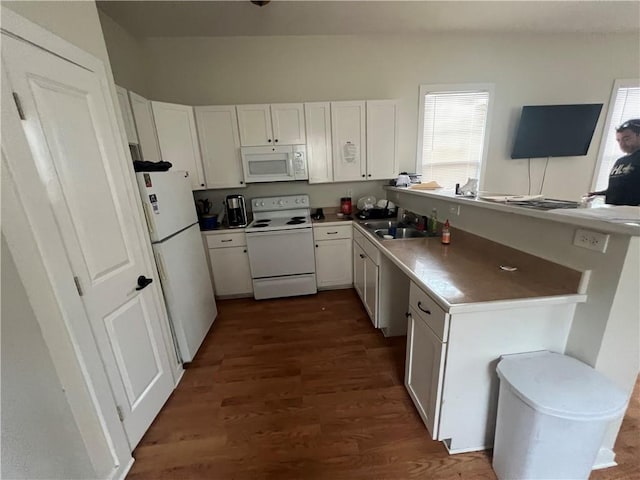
128,289 -> 639,479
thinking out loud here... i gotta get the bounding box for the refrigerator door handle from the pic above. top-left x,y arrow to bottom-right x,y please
142,201 -> 154,234
154,251 -> 167,281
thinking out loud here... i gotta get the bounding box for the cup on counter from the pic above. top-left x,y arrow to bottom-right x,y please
389,226 -> 397,238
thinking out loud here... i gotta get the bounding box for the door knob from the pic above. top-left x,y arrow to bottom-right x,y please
136,275 -> 153,291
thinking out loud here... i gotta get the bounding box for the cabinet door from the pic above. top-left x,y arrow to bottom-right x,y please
364,255 -> 378,325
366,100 -> 398,180
195,106 -> 245,189
315,238 -> 353,288
115,85 -> 138,144
405,310 -> 446,439
305,102 -> 333,184
353,241 -> 366,302
331,101 -> 366,181
152,101 -> 205,190
236,104 -> 272,146
208,246 -> 253,296
271,103 -> 305,145
129,91 -> 162,162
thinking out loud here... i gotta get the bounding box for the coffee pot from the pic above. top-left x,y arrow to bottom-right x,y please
225,195 -> 248,228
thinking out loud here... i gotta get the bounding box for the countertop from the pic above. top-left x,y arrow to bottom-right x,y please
353,222 -> 586,313
386,187 -> 640,236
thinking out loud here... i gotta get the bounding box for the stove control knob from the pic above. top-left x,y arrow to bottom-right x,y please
260,201 -> 265,207
278,200 -> 284,206
295,199 -> 300,204
301,198 -> 306,204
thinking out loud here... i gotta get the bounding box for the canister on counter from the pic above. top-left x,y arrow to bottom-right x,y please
340,197 -> 352,215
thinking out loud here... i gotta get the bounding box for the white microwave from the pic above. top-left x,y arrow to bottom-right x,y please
241,145 -> 308,183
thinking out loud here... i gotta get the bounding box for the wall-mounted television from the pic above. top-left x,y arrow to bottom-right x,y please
511,104 -> 603,159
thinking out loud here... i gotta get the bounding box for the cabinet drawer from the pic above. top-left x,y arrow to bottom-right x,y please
409,282 -> 449,342
362,237 -> 381,266
353,227 -> 365,247
205,231 -> 247,248
314,224 -> 352,241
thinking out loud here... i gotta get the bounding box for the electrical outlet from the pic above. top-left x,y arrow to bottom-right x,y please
449,205 -> 461,216
573,228 -> 609,253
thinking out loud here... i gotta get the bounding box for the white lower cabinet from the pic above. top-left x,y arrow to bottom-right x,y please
352,229 -> 380,326
353,241 -> 365,299
404,280 -> 576,453
405,306 -> 446,439
204,231 -> 253,297
314,224 -> 353,289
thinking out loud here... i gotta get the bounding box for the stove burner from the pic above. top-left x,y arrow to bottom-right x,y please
253,223 -> 270,228
286,219 -> 306,225
258,219 -> 272,222
291,216 -> 306,220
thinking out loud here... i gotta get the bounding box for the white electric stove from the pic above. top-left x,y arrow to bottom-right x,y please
245,195 -> 317,299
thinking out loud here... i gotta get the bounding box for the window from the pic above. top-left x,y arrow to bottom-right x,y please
593,79 -> 640,191
418,84 -> 494,189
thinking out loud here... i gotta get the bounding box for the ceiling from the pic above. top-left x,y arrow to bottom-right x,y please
97,1 -> 640,38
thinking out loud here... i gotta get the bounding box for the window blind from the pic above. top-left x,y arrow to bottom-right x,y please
421,91 -> 490,189
594,86 -> 640,190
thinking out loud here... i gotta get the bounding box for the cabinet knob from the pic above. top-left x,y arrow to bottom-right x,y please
359,253 -> 366,259
405,312 -> 411,318
274,139 -> 279,143
268,139 -> 272,143
201,183 -> 205,187
243,249 -> 247,253
367,174 -> 371,177
361,174 -> 366,178
240,181 -> 244,184
315,244 -> 318,248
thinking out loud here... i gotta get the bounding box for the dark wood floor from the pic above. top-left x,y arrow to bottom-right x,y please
128,289 -> 639,479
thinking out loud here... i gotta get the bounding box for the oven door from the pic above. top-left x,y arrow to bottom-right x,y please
241,146 -> 295,183
246,228 -> 315,278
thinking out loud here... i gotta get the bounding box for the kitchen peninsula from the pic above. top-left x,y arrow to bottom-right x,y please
384,187 -> 640,467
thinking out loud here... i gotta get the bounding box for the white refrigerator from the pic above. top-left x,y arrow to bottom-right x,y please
136,171 -> 217,363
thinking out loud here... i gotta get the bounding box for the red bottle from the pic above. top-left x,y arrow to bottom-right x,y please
441,219 -> 451,245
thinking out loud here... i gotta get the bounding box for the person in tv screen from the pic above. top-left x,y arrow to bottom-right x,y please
588,119 -> 640,206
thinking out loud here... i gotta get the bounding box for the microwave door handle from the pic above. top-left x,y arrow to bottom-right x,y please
287,152 -> 294,178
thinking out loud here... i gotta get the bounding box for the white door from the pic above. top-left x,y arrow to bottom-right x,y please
153,224 -> 217,363
2,34 -> 175,448
332,101 -> 366,181
236,104 -> 273,146
194,105 -> 246,189
152,101 -> 206,190
364,255 -> 379,325
305,102 -> 333,184
405,309 -> 446,439
208,246 -> 254,296
115,85 -> 138,144
271,103 -> 306,145
367,100 -> 398,180
315,239 -> 353,287
129,91 -> 162,162
353,241 -> 366,301
136,171 -> 198,242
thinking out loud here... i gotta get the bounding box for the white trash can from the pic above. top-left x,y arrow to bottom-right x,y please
493,351 -> 627,480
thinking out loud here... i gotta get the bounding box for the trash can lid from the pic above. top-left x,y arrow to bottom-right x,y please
497,351 -> 628,421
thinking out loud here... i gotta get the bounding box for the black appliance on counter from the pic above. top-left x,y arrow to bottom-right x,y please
356,207 -> 396,220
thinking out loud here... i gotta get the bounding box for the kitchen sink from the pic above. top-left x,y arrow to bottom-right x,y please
363,220 -> 401,230
374,228 -> 429,239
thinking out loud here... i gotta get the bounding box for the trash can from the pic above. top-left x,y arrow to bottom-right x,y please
493,351 -> 627,480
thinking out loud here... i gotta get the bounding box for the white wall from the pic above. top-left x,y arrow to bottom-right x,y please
98,9 -> 150,96
1,236 -> 95,480
136,32 -> 638,201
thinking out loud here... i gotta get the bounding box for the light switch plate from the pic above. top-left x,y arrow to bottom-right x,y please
573,228 -> 609,253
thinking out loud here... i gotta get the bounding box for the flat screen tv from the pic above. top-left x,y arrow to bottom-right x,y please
511,104 -> 603,159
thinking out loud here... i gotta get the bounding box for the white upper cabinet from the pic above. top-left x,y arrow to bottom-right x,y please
152,101 -> 206,190
271,103 -> 306,145
305,102 -> 333,184
366,100 -> 398,180
331,101 -> 366,182
195,105 -> 245,189
115,85 -> 138,144
237,103 -> 305,146
129,91 -> 162,162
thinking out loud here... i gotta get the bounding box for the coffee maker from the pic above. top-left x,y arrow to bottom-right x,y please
225,195 -> 248,228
